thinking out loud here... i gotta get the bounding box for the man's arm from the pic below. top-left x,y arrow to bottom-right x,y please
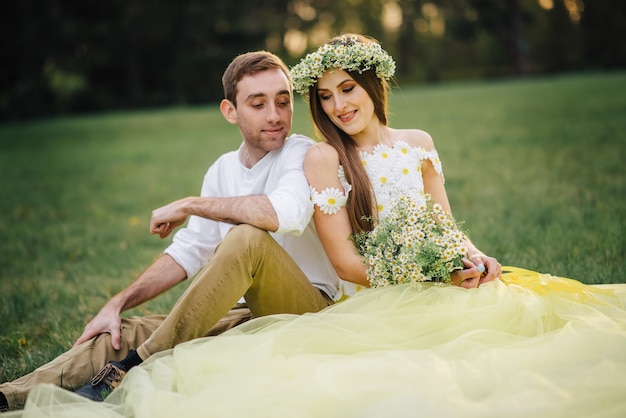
150,195 -> 278,239
73,254 -> 187,350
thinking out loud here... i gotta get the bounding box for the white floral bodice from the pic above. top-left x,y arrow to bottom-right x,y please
310,141 -> 443,218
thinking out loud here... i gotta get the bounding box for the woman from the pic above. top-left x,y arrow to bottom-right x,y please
10,36 -> 626,418
293,33 -> 500,296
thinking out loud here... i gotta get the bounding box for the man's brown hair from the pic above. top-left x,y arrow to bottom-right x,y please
222,51 -> 291,107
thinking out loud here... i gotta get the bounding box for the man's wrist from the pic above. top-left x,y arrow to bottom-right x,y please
181,196 -> 203,217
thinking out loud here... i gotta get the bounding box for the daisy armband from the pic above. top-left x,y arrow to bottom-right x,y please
310,186 -> 348,215
310,166 -> 353,215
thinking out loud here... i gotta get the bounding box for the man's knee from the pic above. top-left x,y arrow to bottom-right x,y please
226,224 -> 268,241
221,224 -> 272,252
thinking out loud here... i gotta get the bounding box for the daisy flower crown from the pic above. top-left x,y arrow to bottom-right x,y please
291,35 -> 396,96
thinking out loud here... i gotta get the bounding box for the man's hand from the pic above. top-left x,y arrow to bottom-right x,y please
71,255 -> 188,350
73,305 -> 123,350
150,198 -> 190,239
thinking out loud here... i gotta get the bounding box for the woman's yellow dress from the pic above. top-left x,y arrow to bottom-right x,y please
13,268 -> 626,418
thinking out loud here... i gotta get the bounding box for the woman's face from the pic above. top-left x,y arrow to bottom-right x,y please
316,69 -> 377,138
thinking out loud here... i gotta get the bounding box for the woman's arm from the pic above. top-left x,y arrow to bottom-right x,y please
419,134 -> 502,285
304,144 -> 370,287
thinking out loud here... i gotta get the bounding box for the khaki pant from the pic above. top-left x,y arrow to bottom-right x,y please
1,225 -> 332,410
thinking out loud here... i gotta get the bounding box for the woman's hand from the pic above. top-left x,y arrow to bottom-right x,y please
467,252 -> 501,285
451,255 -> 501,288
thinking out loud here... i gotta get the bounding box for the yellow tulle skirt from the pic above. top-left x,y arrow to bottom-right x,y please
12,267 -> 626,418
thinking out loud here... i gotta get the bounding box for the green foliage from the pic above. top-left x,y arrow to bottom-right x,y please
1,72 -> 624,385
4,0 -> 626,119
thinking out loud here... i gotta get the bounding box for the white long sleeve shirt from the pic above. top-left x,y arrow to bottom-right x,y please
164,134 -> 340,300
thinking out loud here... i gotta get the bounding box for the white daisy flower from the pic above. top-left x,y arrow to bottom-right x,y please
310,186 -> 347,215
337,165 -> 353,195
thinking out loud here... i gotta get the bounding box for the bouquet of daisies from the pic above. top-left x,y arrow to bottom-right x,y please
354,193 -> 467,288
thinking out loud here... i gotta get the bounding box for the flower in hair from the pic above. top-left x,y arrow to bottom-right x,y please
290,35 -> 396,95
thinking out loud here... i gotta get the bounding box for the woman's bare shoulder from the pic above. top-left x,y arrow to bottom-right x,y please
390,128 -> 435,150
305,141 -> 339,163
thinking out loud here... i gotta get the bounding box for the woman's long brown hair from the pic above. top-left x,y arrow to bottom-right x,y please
308,34 -> 391,235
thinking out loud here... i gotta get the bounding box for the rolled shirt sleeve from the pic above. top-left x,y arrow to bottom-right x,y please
267,135 -> 315,235
164,214 -> 223,279
164,134 -> 315,279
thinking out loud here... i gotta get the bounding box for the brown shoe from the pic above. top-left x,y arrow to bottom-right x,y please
74,361 -> 127,401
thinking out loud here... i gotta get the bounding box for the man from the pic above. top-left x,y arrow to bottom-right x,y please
0,51 -> 340,411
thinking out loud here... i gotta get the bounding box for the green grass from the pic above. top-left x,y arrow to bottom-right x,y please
389,73 -> 625,282
1,72 -> 625,383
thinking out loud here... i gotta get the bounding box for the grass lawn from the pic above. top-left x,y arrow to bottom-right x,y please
1,71 -> 625,383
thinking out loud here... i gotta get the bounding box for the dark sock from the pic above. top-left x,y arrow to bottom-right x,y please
119,349 -> 143,371
0,392 -> 8,412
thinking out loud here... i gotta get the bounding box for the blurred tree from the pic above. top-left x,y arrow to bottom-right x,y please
528,0 -> 583,73
444,0 -> 531,76
1,0 -> 293,120
396,0 -> 419,78
581,0 -> 626,69
1,0 -> 624,121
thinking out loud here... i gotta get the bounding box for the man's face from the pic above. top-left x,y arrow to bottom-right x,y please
229,68 -> 293,165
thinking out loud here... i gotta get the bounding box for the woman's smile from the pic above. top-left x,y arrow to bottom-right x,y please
337,110 -> 357,123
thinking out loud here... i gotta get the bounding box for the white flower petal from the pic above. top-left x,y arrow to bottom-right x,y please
311,186 -> 347,215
